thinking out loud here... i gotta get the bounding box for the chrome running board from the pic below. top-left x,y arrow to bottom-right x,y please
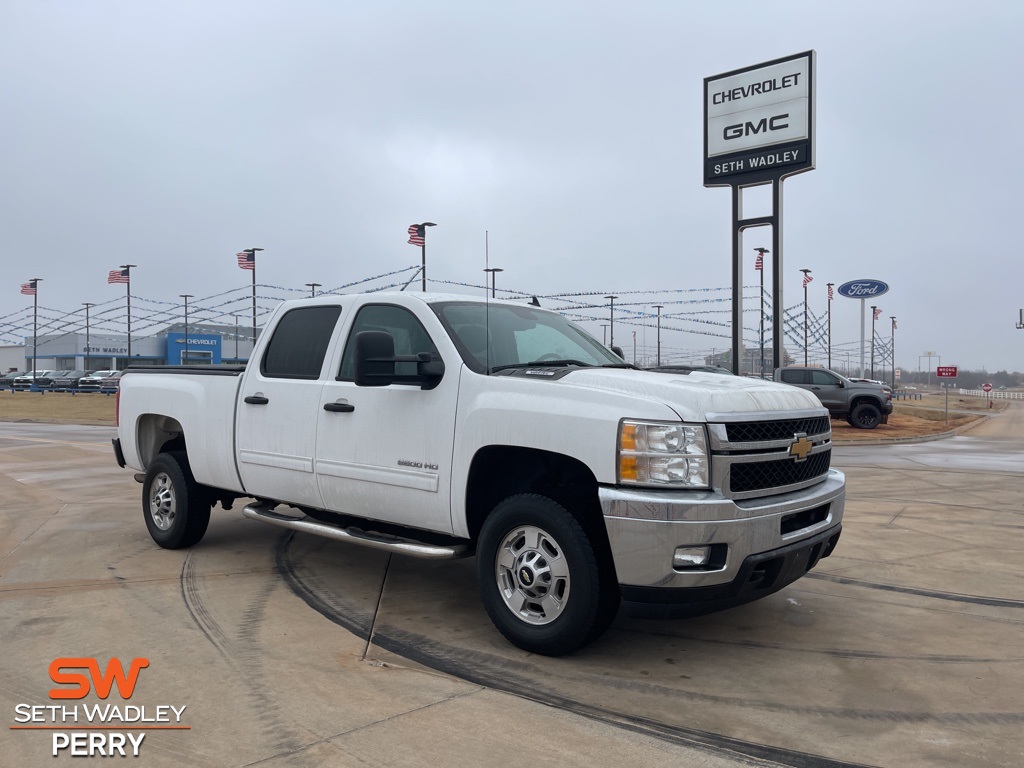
242,502 -> 471,560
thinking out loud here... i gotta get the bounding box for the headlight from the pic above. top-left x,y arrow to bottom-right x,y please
617,420 -> 710,488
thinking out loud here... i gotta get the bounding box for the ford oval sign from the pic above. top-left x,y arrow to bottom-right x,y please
837,279 -> 889,299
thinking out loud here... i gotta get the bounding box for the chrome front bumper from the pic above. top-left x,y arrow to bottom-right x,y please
599,469 -> 845,591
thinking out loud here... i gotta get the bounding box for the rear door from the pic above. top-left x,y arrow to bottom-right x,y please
235,304 -> 344,509
315,302 -> 459,533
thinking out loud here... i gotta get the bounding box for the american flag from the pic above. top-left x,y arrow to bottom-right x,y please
20,280 -> 37,296
874,307 -> 883,320
237,251 -> 255,271
892,318 -> 898,329
107,268 -> 130,284
802,273 -> 813,287
754,254 -> 763,271
827,284 -> 834,300
407,224 -> 425,246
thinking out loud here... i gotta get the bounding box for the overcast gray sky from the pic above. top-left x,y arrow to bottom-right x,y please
2,1 -> 1022,373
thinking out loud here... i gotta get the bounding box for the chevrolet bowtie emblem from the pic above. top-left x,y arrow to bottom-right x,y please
789,433 -> 813,462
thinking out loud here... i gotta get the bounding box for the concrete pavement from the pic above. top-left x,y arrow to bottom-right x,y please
1,408 -> 1022,767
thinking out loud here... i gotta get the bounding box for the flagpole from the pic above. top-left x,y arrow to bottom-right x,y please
826,283 -> 834,370
870,305 -> 878,379
754,248 -> 768,377
252,258 -> 257,342
242,248 -> 264,348
409,223 -> 436,292
120,264 -> 136,365
29,278 -> 41,385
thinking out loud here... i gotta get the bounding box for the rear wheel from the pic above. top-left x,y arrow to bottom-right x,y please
850,402 -> 882,429
477,493 -> 618,656
142,451 -> 211,548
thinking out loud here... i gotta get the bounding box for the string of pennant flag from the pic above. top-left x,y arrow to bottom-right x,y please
7,243 -> 892,364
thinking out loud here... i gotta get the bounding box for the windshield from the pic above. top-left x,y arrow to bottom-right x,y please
433,301 -> 626,374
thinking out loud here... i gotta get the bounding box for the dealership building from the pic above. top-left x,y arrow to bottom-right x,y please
10,323 -> 257,372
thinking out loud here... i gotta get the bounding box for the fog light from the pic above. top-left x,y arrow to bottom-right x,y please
673,546 -> 711,569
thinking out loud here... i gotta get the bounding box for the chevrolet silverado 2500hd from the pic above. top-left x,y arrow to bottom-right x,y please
113,293 -> 845,655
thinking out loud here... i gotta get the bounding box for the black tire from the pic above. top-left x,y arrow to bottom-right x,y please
142,451 -> 211,549
476,493 -> 619,656
849,402 -> 882,429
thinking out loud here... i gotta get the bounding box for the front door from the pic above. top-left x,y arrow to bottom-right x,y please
315,303 -> 459,534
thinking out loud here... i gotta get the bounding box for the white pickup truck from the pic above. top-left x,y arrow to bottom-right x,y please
113,292 -> 845,655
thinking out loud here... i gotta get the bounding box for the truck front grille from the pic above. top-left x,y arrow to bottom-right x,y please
708,415 -> 833,499
725,416 -> 830,443
730,450 -> 832,494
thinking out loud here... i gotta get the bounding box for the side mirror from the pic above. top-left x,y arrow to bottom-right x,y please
611,345 -> 625,360
354,330 -> 397,387
353,330 -> 445,390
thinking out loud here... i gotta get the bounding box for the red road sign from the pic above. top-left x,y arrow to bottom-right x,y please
936,366 -> 958,378
982,383 -> 993,392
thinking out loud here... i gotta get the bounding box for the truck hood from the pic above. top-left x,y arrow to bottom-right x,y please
553,368 -> 825,421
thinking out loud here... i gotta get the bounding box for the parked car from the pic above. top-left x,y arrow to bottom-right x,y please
774,367 -> 893,429
13,370 -> 58,390
50,370 -> 96,390
77,370 -> 115,390
0,371 -> 26,387
96,371 -> 126,391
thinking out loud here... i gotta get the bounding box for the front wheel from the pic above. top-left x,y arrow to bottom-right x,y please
477,494 -> 618,656
142,451 -> 211,549
849,403 -> 882,429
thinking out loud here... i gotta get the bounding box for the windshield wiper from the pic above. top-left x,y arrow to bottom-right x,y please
489,359 -> 592,373
599,363 -> 639,369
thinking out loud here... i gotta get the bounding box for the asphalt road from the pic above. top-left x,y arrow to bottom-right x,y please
1,409 -> 1021,767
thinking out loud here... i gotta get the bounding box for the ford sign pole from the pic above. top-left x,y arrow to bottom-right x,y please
837,280 -> 890,378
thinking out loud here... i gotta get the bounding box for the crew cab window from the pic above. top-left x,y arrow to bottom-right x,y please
338,304 -> 439,381
811,370 -> 839,386
260,306 -> 342,379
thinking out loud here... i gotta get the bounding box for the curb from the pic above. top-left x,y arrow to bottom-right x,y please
832,413 -> 991,446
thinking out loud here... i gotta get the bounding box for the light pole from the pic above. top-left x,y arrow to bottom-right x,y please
604,296 -> 618,348
754,248 -> 768,376
483,267 -> 503,298
180,294 -> 193,366
120,264 -> 136,363
800,269 -> 812,365
652,305 -> 663,367
232,314 -> 240,361
306,282 -> 321,297
890,316 -> 897,390
632,331 -> 637,365
82,302 -> 95,369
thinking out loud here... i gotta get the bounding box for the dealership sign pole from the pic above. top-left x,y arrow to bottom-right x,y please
705,51 -> 815,375
837,280 -> 889,377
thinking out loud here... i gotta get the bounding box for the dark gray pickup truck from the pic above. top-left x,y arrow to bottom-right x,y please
774,367 -> 893,429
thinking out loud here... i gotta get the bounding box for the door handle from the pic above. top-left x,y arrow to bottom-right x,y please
244,395 -> 270,405
323,402 -> 355,413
